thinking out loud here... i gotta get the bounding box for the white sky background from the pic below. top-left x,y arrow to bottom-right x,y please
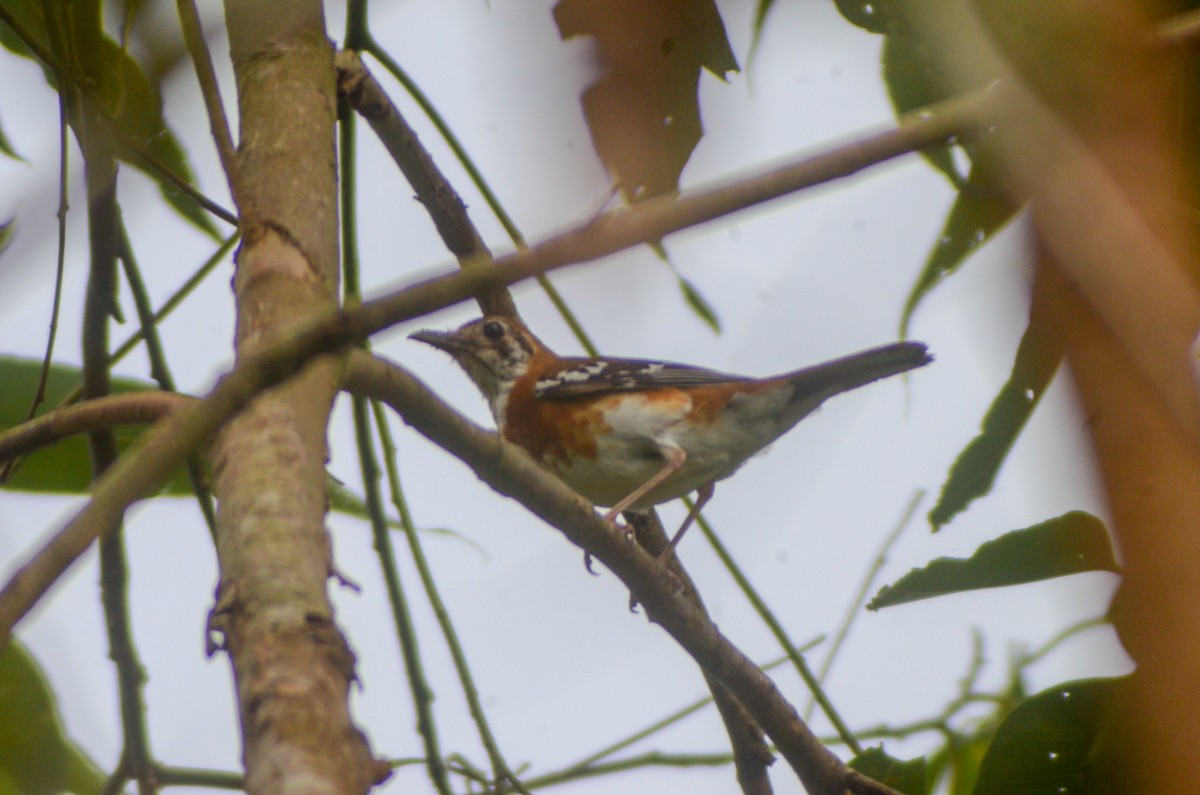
0,1 -> 1131,793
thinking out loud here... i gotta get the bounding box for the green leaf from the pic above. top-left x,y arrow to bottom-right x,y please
928,295 -> 1062,528
13,1 -> 221,238
832,0 -> 891,34
0,219 -> 14,257
0,357 -> 190,494
974,677 -> 1126,795
850,746 -> 927,795
0,115 -> 23,162
677,276 -> 721,333
0,641 -> 106,795
869,512 -> 1119,610
553,0 -> 738,202
747,0 -> 778,66
900,161 -> 1019,335
880,8 -> 964,184
0,1 -> 50,63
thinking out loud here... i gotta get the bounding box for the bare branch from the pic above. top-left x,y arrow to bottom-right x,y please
0,392 -> 191,463
176,0 -> 240,194
336,50 -> 515,318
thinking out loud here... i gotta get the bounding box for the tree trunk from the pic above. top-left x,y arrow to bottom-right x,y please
210,3 -> 380,793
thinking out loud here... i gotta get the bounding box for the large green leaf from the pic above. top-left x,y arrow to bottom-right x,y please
0,357 -> 189,494
0,0 -> 49,62
850,746 -> 927,795
0,0 -> 220,238
0,359 -> 439,532
927,291 -> 1062,528
553,0 -> 738,202
973,677 -> 1125,795
0,641 -> 106,795
869,512 -> 1119,610
880,17 -> 961,185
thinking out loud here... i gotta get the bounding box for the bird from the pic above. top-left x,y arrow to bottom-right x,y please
411,315 -> 931,559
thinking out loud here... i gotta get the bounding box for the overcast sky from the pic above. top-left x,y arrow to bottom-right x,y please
0,2 -> 1127,794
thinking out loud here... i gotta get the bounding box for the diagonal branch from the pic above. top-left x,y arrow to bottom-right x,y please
0,392 -> 190,463
336,49 -> 514,318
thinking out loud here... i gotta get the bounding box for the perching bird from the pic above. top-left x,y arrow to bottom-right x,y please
412,315 -> 930,557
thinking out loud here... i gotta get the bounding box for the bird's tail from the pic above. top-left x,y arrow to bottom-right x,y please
784,341 -> 932,405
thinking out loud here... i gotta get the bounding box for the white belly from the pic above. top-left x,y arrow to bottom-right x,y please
542,386 -> 798,510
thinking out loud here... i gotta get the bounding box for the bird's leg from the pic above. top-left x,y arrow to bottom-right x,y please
600,444 -> 687,525
658,481 -> 715,565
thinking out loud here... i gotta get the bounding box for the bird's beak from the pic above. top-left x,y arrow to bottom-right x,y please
409,328 -> 467,355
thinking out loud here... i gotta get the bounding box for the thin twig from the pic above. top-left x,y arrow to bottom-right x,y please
0,392 -> 190,462
336,49 -> 514,318
27,91 -> 70,418
353,43 -> 600,353
369,400 -> 532,795
807,490 -> 925,720
692,505 -> 860,754
116,225 -> 217,536
175,0 -> 239,191
2,89 -> 72,484
350,397 -> 454,795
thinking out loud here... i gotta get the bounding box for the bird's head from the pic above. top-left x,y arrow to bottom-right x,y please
410,315 -> 543,402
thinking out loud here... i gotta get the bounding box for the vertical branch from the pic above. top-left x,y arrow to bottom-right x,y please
176,0 -> 239,196
75,104 -> 155,794
209,2 -> 381,794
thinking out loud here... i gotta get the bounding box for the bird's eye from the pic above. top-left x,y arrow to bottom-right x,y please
482,320 -> 506,340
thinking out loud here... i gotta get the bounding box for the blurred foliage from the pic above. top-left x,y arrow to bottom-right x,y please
0,641 -> 105,795
553,0 -> 738,203
849,746 -> 927,794
974,677 -> 1126,794
0,0 -> 1157,792
0,0 -> 219,237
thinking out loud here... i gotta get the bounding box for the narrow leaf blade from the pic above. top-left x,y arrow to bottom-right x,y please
928,292 -> 1063,528
900,163 -> 1019,335
869,512 -> 1119,610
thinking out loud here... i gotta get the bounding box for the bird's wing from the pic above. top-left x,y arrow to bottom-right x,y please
533,357 -> 752,399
